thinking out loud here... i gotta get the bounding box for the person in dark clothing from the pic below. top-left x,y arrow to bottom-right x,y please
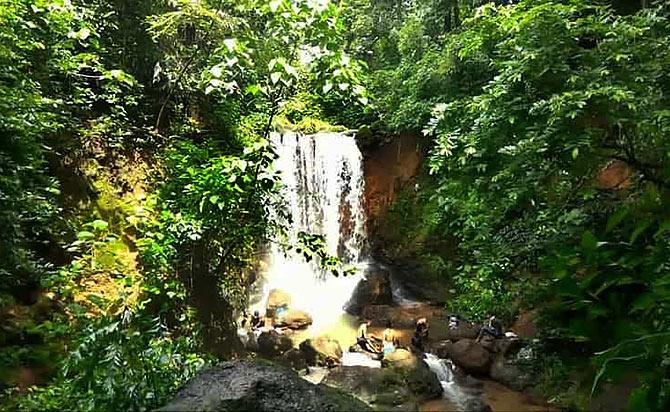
477,315 -> 503,341
251,310 -> 264,330
411,318 -> 430,352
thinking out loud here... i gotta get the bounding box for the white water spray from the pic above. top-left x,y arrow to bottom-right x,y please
251,131 -> 366,334
424,353 -> 474,409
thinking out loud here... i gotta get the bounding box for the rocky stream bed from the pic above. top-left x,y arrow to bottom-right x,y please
161,266 -> 558,411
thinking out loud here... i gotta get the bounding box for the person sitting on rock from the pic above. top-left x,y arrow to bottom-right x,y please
411,318 -> 429,352
382,321 -> 397,355
416,317 -> 429,339
251,310 -> 264,330
477,315 -> 503,341
357,320 -> 371,339
448,315 -> 460,330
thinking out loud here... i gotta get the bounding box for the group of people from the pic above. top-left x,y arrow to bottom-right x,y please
355,320 -> 401,358
354,317 -> 431,358
352,313 -> 511,359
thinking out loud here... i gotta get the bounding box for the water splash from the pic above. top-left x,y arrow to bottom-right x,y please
250,131 -> 366,334
424,354 -> 472,409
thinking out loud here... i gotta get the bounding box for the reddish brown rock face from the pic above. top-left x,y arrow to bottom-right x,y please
596,159 -> 633,190
361,134 -> 423,237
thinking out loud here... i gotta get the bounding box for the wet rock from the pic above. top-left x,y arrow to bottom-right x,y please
323,365 -> 414,409
159,360 -> 370,411
488,339 -> 535,391
345,267 -> 394,315
266,289 -> 291,315
324,366 -> 395,405
427,340 -> 453,359
273,308 -> 313,330
446,339 -> 492,375
299,336 -> 343,367
492,337 -> 523,356
361,304 -> 444,329
381,348 -> 414,368
463,397 -> 493,412
278,348 -> 309,372
444,324 -> 481,342
382,350 -> 443,401
257,330 -> 293,358
403,359 -> 444,401
489,355 -> 533,392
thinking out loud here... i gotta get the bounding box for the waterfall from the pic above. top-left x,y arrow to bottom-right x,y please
424,353 -> 473,409
250,131 -> 366,333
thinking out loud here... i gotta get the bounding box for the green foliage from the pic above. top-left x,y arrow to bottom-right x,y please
354,0 -> 670,408
14,310 -> 209,412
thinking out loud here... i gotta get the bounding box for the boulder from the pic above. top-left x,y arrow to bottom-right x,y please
278,348 -> 308,372
299,336 -> 343,367
492,337 -> 523,356
380,348 -> 415,369
266,289 -> 291,315
444,324 -> 481,342
427,340 -> 453,359
273,308 -> 313,330
447,339 -> 493,375
489,355 -> 533,392
345,267 -> 394,315
463,398 -> 493,412
323,365 -> 414,410
257,330 -> 293,358
159,360 -> 370,411
381,349 -> 443,401
488,340 -> 535,391
361,304 -> 443,328
403,359 -> 444,401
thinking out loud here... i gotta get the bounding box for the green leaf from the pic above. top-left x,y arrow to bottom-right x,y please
630,219 -> 652,243
91,220 -> 109,231
77,231 -> 95,240
269,0 -> 282,13
606,207 -> 629,233
581,231 -> 598,253
270,72 -> 281,84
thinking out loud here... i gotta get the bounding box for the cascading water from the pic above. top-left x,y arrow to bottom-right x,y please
424,354 -> 475,409
250,131 -> 366,335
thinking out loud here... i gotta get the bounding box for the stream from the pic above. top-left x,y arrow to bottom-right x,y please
246,131 -> 554,411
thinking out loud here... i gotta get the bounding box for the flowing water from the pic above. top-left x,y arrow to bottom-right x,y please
424,354 -> 472,410
249,131 -> 366,344
246,131 -> 554,411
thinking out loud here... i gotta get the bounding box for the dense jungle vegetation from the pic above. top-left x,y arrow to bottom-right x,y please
0,0 -> 668,411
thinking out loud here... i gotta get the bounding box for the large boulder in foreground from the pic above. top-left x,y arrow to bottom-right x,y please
257,330 -> 293,358
380,348 -> 415,369
159,360 -> 369,411
324,366 -> 414,410
446,339 -> 493,375
382,349 -> 443,401
324,351 -> 442,410
273,308 -> 313,329
345,267 -> 394,315
299,336 -> 343,367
